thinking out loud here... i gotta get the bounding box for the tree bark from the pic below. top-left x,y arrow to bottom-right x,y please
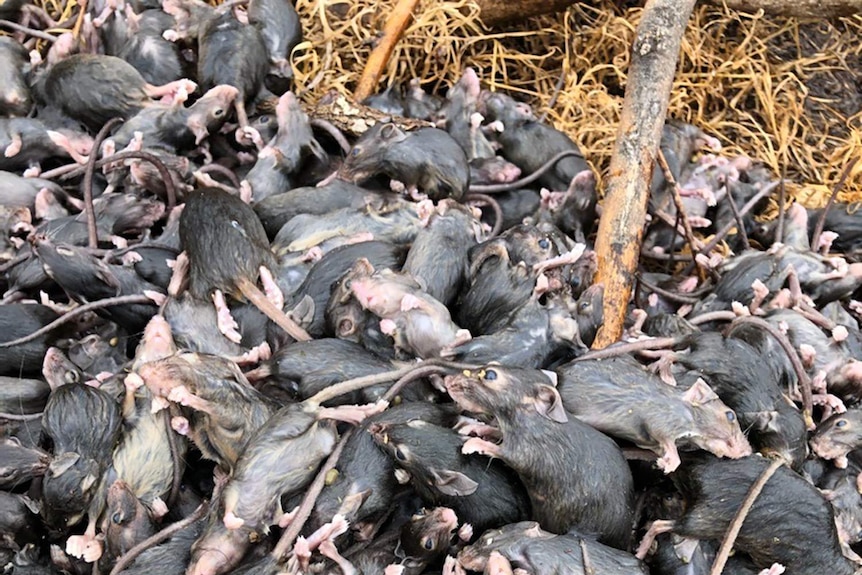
353,0 -> 421,103
591,0 -> 696,349
700,0 -> 862,18
472,0 -> 862,27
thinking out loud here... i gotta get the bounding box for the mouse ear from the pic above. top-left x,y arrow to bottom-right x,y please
682,378 -> 719,406
379,123 -> 408,143
337,489 -> 372,517
745,410 -> 780,433
534,385 -> 568,423
429,469 -> 479,497
47,452 -> 81,477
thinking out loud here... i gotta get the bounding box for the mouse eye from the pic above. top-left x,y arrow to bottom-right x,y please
258,115 -> 270,123
112,512 -> 123,524
423,538 -> 434,550
64,370 -> 80,383
538,238 -> 550,250
415,508 -> 427,517
484,369 -> 497,381
351,147 -> 361,157
579,300 -> 590,311
394,447 -> 407,461
725,411 -> 735,422
212,108 -> 225,118
837,419 -> 848,428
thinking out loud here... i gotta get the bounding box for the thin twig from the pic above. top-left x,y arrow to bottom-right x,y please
708,458 -> 784,575
109,502 -> 209,575
0,295 -> 153,348
811,156 -> 860,251
724,186 -> 749,249
727,316 -> 813,428
657,149 -> 702,272
83,118 -> 124,249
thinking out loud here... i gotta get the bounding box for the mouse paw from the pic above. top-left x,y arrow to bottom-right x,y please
757,564 -> 786,575
259,267 -> 284,310
294,536 -> 312,571
458,523 -> 473,541
234,342 -> 272,366
124,373 -> 145,392
23,165 -> 42,178
656,447 -> 681,474
213,290 -> 242,344
239,180 -> 253,203
66,534 -> 103,563
301,246 -> 324,262
167,385 -> 212,413
380,318 -> 398,336
150,496 -> 168,519
236,126 -> 264,150
4,135 -> 22,158
171,416 -> 190,436
151,395 -> 170,413
833,325 -> 849,342
443,556 -> 467,575
461,437 -> 501,458
223,511 -> 245,530
384,565 -> 406,575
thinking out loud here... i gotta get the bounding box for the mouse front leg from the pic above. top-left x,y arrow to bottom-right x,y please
258,266 -> 284,310
167,385 -> 215,414
317,400 -> 388,425
66,516 -> 104,563
213,290 -> 243,344
167,251 -> 189,296
635,519 -> 676,559
4,131 -> 22,157
656,439 -> 682,473
318,540 -> 356,575
461,437 -> 502,458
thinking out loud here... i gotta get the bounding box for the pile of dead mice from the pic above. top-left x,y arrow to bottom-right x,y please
3,1 -> 862,574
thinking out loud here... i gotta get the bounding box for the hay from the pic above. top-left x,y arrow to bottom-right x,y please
287,0 -> 862,206
21,0 -> 862,204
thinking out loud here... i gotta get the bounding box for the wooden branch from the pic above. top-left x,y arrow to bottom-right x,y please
471,0 -> 861,27
700,0 -> 862,18
353,0 -> 421,103
473,0 -> 581,26
591,0 -> 697,349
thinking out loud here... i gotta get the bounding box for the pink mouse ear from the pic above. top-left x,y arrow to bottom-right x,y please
379,123 -> 408,143
681,378 -> 719,406
534,384 -> 568,423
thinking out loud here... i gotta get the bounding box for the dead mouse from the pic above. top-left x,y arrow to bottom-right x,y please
339,123 -> 470,202
444,365 -> 634,550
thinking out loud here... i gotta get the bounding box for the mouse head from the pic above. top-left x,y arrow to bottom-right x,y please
368,420 -> 478,498
810,410 -> 862,466
399,507 -> 459,563
41,452 -> 100,529
684,378 -> 752,460
444,365 -> 567,425
339,122 -> 407,183
186,84 -> 238,144
457,521 -> 550,572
